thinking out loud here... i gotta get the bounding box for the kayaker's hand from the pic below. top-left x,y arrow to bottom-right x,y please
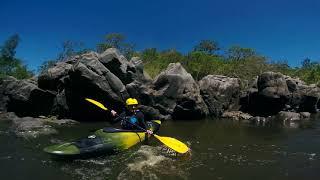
146,130 -> 153,135
111,110 -> 117,117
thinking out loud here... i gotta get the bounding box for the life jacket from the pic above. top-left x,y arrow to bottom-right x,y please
121,115 -> 138,130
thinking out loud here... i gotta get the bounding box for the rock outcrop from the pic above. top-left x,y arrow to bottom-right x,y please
240,72 -> 320,116
1,48 -> 319,122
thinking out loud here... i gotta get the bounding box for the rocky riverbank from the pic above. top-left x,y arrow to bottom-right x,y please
1,48 -> 319,125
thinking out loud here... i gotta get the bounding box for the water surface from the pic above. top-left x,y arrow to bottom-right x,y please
1,115 -> 320,180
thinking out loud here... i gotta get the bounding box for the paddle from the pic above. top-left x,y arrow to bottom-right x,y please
85,98 -> 189,154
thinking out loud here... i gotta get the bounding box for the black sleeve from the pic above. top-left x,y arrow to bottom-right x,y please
136,111 -> 147,129
110,111 -> 126,124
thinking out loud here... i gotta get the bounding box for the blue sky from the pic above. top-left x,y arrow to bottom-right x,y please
1,0 -> 320,70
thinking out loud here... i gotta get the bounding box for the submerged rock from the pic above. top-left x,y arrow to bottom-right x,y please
249,116 -> 271,125
1,113 -> 78,138
300,112 -> 311,119
276,111 -> 301,121
222,111 -> 252,121
12,116 -> 58,138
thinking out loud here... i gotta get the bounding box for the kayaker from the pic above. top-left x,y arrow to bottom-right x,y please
110,98 -> 153,135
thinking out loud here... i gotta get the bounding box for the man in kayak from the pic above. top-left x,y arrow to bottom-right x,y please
110,98 -> 153,135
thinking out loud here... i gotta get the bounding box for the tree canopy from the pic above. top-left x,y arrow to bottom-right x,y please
0,34 -> 33,79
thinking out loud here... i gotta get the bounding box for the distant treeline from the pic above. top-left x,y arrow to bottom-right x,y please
1,33 -> 319,86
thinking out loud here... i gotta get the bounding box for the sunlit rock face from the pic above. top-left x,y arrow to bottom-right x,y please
199,75 -> 241,117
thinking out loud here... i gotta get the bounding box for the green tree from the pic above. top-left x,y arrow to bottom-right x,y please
302,58 -> 312,69
194,40 -> 220,55
227,45 -> 256,61
0,34 -> 20,59
141,48 -> 158,62
39,40 -> 90,73
0,34 -> 33,79
58,40 -> 88,61
96,33 -> 135,59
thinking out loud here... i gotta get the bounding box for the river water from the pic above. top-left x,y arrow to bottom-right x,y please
1,115 -> 320,180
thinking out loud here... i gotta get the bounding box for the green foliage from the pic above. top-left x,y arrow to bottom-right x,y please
0,34 -> 20,59
142,49 -> 184,78
0,34 -> 33,79
140,43 -> 320,86
39,40 -> 90,74
10,64 -> 34,79
292,61 -> 320,85
96,33 -> 135,59
57,40 -> 89,61
193,40 -> 220,55
227,45 -> 256,61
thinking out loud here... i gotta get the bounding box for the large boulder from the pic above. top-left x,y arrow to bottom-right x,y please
299,87 -> 320,113
1,76 -> 56,117
240,72 -> 290,116
63,52 -> 130,120
258,72 -> 290,98
151,63 -> 209,119
199,75 -> 241,116
284,76 -> 320,112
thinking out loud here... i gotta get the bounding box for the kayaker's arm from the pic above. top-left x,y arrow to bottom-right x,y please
135,111 -> 152,134
110,111 -> 126,124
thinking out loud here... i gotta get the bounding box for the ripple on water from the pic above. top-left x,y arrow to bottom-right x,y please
117,145 -> 188,180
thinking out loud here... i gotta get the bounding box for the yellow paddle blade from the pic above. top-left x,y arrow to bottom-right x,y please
153,134 -> 189,154
85,98 -> 108,111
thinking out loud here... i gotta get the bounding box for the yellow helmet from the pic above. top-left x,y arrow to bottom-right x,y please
126,98 -> 138,106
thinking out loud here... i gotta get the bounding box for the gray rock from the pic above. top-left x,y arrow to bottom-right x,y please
1,77 -> 56,117
38,62 -> 73,91
222,111 -> 252,121
258,72 -> 290,98
65,57 -> 128,120
199,75 -> 241,116
300,112 -> 311,119
152,63 -> 209,119
284,76 -> 320,112
298,88 -> 320,113
277,111 -> 301,121
139,105 -> 170,121
249,116 -> 269,125
11,116 -> 58,138
99,48 -> 137,84
241,72 -> 298,116
0,112 -> 17,121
